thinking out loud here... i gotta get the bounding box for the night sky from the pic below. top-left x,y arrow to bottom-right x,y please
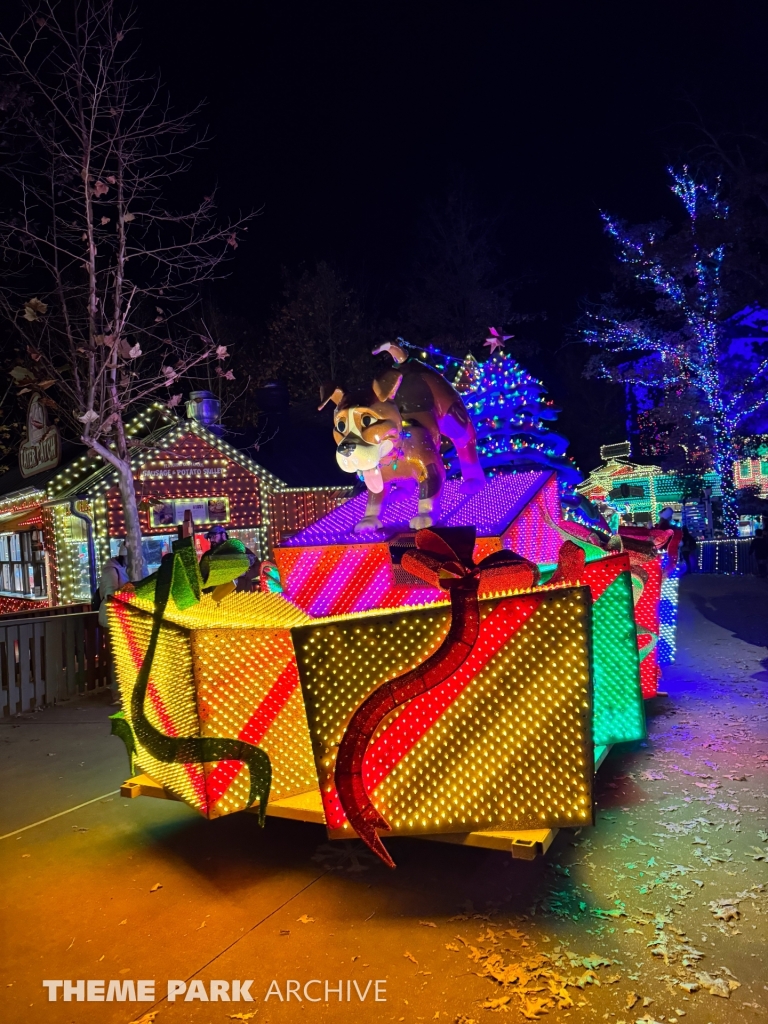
131,3 -> 766,310
6,1 -> 768,471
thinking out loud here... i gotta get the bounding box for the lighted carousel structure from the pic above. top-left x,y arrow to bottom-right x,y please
111,344 -> 680,865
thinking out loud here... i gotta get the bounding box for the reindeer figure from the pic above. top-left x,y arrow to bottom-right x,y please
320,341 -> 485,532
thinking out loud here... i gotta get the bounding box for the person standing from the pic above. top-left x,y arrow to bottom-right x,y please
655,506 -> 675,529
98,542 -> 129,628
97,541 -> 130,705
679,527 -> 697,574
204,524 -> 229,550
202,524 -> 258,592
749,528 -> 768,578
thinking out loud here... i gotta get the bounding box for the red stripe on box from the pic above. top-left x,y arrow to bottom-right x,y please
112,601 -> 208,811
202,659 -> 302,807
321,593 -> 541,829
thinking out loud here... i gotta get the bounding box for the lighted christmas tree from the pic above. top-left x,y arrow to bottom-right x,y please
392,335 -> 581,485
446,347 -> 582,485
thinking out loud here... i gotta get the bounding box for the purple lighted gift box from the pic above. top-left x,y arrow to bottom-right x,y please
273,471 -> 564,616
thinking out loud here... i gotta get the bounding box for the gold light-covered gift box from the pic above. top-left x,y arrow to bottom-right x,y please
110,583 -> 595,836
294,585 -> 595,837
109,590 -> 319,819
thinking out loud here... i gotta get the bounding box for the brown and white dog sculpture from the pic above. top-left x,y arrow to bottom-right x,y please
320,342 -> 485,532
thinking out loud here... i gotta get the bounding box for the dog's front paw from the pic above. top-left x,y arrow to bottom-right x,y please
409,514 -> 434,530
354,516 -> 384,533
460,474 -> 486,495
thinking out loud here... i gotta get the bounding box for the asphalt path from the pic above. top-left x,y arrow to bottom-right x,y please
1,572 -> 767,1024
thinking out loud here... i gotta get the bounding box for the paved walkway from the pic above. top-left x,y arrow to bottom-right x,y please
1,573 -> 767,1024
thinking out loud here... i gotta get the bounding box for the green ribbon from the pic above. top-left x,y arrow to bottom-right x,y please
126,535 -> 271,822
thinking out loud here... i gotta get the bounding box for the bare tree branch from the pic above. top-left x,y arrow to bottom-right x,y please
0,0 -> 258,576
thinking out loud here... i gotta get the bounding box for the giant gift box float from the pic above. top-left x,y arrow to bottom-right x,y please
108,469 -> 676,867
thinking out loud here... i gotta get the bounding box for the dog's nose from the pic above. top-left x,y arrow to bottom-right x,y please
337,439 -> 359,457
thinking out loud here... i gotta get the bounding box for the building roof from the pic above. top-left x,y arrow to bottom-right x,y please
0,404 -> 288,506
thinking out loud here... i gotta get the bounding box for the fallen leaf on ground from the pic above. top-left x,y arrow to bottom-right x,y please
118,919 -> 127,926
483,996 -> 511,1009
709,901 -> 739,921
520,996 -> 550,1019
228,1013 -> 258,1021
627,992 -> 640,1009
419,920 -> 437,927
695,971 -> 740,998
297,915 -> 314,924
149,883 -> 162,892
404,951 -> 418,964
130,1013 -> 160,1024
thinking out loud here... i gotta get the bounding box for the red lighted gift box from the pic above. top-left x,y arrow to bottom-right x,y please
619,526 -> 681,699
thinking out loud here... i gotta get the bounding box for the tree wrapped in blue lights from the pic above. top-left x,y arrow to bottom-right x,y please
583,167 -> 768,536
447,350 -> 582,483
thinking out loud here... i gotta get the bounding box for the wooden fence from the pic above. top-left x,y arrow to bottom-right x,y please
0,609 -> 109,716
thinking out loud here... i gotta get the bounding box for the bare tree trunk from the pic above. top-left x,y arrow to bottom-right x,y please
87,436 -> 146,579
116,462 -> 146,580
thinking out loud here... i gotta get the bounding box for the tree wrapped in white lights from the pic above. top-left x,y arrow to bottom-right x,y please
584,168 -> 768,536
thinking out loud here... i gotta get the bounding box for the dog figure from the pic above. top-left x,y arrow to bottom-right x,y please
320,341 -> 485,532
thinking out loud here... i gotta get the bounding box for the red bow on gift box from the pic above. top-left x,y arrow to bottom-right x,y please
334,527 -> 538,867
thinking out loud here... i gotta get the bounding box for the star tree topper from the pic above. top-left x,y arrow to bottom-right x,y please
484,326 -> 513,354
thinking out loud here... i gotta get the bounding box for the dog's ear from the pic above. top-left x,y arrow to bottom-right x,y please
372,369 -> 402,403
318,381 -> 345,411
372,340 -> 408,364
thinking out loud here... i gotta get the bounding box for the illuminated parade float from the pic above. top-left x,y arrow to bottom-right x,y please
111,344 -> 681,865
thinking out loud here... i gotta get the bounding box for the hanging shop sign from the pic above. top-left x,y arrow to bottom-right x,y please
139,460 -> 228,481
19,391 -> 61,479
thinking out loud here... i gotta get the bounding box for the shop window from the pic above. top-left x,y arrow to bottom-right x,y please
761,461 -> 768,476
227,528 -> 262,561
107,528 -> 261,580
0,529 -> 47,598
55,506 -> 93,605
740,460 -> 752,478
110,534 -> 174,576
